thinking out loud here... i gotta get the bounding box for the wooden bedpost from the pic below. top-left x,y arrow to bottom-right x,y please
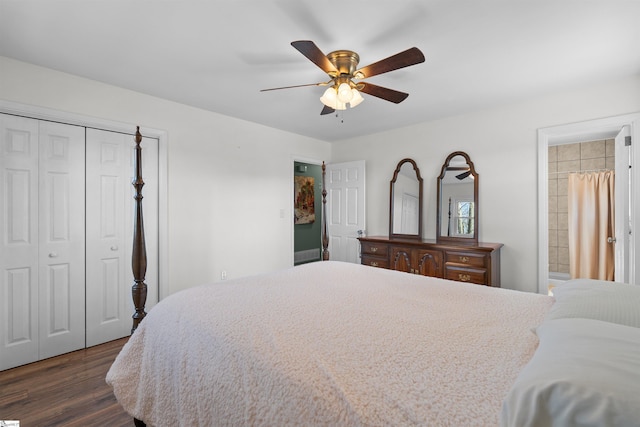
131,126 -> 148,333
322,161 -> 329,260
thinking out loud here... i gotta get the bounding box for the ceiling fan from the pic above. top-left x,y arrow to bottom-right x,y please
261,40 -> 425,115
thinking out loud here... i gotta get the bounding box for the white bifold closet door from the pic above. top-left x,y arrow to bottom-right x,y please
85,128 -> 158,347
1,115 -> 159,371
0,115 -> 86,370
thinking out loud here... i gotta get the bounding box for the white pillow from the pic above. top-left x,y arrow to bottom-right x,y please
501,318 -> 640,427
547,279 -> 640,328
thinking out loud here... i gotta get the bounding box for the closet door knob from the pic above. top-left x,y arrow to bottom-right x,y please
111,246 -> 119,251
48,252 -> 58,258
607,237 -> 616,243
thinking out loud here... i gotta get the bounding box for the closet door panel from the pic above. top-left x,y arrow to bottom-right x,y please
38,121 -> 85,359
97,174 -> 122,325
0,115 -> 39,370
86,129 -> 159,346
85,129 -> 129,346
5,268 -> 32,340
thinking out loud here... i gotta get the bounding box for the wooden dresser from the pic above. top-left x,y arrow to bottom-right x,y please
359,236 -> 503,287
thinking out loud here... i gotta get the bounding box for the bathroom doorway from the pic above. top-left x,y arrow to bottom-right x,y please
538,113 -> 640,294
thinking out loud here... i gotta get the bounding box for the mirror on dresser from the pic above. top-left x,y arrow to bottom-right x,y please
359,151 -> 502,287
436,151 -> 478,244
389,158 -> 423,239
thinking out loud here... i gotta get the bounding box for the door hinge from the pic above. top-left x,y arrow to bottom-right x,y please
625,135 -> 631,146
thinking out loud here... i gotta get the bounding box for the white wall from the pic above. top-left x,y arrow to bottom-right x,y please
3,55 -> 639,295
0,56 -> 331,295
332,76 -> 640,293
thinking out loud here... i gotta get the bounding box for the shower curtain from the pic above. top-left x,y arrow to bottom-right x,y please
567,171 -> 615,280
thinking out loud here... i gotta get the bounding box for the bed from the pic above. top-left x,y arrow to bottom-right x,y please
108,260 -> 551,426
107,128 -> 640,426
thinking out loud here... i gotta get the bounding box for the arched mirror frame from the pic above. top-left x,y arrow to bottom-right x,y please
436,151 -> 479,244
389,158 -> 423,240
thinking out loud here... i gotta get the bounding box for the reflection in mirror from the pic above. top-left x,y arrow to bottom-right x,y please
437,152 -> 478,243
394,163 -> 420,234
390,159 -> 423,239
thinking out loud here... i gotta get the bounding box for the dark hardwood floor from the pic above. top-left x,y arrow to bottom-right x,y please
0,338 -> 134,427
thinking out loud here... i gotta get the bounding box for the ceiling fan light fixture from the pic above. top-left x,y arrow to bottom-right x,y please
337,82 -> 354,103
320,87 -> 337,106
349,89 -> 364,108
320,86 -> 347,110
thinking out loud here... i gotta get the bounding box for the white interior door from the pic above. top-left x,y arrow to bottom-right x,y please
326,161 -> 365,263
0,115 -> 40,370
85,129 -> 128,346
38,121 -> 86,359
0,116 -> 85,370
85,129 -> 158,346
1,111 -> 162,368
614,125 -> 631,283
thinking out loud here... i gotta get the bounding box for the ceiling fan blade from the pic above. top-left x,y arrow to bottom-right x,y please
359,82 -> 409,104
291,40 -> 339,75
456,171 -> 471,180
355,47 -> 425,79
320,105 -> 335,115
260,82 -> 327,92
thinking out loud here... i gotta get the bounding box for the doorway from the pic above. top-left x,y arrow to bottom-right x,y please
291,159 -> 366,265
537,113 -> 640,294
293,161 -> 323,265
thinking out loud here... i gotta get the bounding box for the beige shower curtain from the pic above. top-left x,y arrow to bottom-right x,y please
567,171 -> 615,280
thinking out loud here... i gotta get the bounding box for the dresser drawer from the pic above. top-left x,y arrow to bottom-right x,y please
444,250 -> 487,268
359,236 -> 501,287
361,242 -> 389,257
361,255 -> 389,269
444,265 -> 487,285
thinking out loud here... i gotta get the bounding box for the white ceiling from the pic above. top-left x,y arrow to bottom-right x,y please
1,0 -> 639,142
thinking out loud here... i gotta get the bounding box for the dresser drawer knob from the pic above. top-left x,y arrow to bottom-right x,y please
370,261 -> 379,267
459,256 -> 469,263
371,247 -> 378,253
459,274 -> 471,282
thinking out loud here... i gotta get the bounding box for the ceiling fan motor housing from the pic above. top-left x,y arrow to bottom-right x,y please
327,50 -> 360,77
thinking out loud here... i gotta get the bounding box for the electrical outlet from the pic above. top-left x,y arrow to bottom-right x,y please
221,270 -> 227,280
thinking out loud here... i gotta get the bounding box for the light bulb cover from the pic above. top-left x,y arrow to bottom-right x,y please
320,87 -> 347,110
349,89 -> 364,108
320,87 -> 337,107
337,82 -> 354,103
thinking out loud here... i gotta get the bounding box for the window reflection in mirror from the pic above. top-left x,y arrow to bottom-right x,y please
437,152 -> 478,243
440,165 -> 475,237
446,197 -> 474,236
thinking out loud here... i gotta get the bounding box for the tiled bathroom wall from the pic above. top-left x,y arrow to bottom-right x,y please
548,139 -> 615,274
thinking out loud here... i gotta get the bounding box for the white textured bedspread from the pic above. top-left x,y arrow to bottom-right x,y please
106,261 -> 552,427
